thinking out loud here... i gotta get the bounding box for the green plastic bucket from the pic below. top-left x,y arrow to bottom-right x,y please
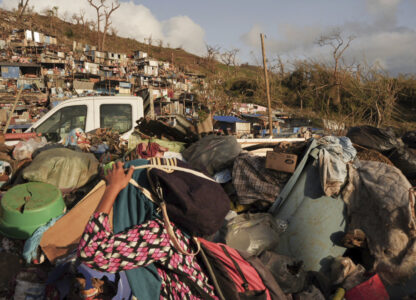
0,182 -> 65,239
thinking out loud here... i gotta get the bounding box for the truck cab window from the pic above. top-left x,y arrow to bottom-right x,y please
35,105 -> 87,136
100,104 -> 132,133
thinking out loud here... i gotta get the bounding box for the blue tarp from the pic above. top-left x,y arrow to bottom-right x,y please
17,83 -> 32,90
1,66 -> 20,79
214,115 -> 248,123
260,128 -> 285,137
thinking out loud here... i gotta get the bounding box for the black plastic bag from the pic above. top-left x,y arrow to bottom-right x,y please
402,131 -> 416,149
182,135 -> 242,176
347,126 -> 399,153
388,146 -> 416,179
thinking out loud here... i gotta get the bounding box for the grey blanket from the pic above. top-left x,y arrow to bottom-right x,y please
342,160 -> 416,284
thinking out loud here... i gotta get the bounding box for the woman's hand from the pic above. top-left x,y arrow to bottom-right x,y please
105,161 -> 134,193
96,162 -> 134,214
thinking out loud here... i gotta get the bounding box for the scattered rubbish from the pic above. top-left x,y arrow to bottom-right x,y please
64,128 -> 88,148
225,213 -> 287,256
13,270 -> 46,300
0,160 -> 12,187
125,142 -> 167,160
259,251 -> 306,294
136,117 -> 199,144
0,106 -> 412,300
12,136 -> 47,161
329,257 -> 367,291
353,143 -> 394,166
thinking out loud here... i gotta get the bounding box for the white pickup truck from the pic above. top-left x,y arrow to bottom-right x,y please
26,96 -> 144,140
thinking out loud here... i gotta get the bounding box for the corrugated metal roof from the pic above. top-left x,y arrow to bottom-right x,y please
213,115 -> 248,123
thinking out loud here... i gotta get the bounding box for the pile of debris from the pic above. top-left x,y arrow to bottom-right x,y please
0,122 -> 414,299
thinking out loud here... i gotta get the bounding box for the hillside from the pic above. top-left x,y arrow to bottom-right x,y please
0,8 -> 415,130
0,8 -> 247,75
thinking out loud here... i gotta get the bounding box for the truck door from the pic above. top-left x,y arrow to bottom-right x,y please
34,105 -> 88,137
98,103 -> 133,133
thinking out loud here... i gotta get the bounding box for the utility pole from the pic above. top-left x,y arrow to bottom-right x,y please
4,88 -> 23,134
260,33 -> 274,138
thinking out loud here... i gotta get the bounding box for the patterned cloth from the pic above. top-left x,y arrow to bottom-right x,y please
78,212 -> 218,300
232,153 -> 290,206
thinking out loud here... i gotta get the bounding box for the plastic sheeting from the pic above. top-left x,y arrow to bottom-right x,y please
182,135 -> 241,176
22,148 -> 99,192
12,137 -> 48,161
347,126 -> 399,153
225,213 -> 287,256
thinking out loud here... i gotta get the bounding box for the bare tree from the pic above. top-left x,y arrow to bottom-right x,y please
62,11 -> 70,22
52,6 -> 59,17
317,29 -> 354,108
87,0 -> 105,48
72,10 -> 88,42
110,26 -> 118,37
17,0 -> 29,19
42,7 -> 55,31
276,55 -> 285,78
195,72 -> 231,117
72,13 -> 81,25
101,0 -> 120,50
144,35 -> 152,55
205,44 -> 220,72
87,20 -> 97,42
144,35 -> 153,45
220,48 -> 239,75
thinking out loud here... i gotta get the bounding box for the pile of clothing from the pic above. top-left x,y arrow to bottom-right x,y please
0,125 -> 415,299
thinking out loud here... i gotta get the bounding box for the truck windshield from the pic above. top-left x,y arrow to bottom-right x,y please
35,105 -> 87,136
100,104 -> 132,133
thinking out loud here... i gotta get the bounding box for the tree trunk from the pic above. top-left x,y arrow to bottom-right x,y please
101,25 -> 108,51
96,13 -> 101,49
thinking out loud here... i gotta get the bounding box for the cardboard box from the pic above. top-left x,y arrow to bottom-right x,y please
266,151 -> 298,173
40,180 -> 113,263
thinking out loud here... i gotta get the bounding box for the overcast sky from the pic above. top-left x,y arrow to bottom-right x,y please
1,0 -> 415,74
